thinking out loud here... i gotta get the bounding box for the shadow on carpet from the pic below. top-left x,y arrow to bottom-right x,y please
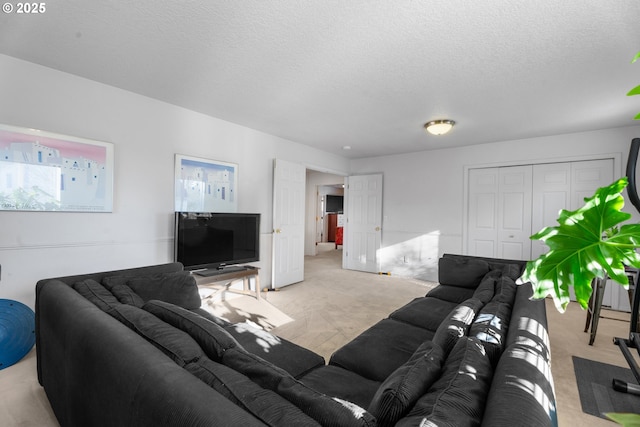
573,356 -> 640,419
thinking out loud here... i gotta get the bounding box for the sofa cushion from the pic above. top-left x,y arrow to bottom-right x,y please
110,304 -> 203,366
223,346 -> 376,427
103,270 -> 201,309
469,301 -> 512,367
424,285 -> 476,304
432,298 -> 484,356
389,297 -> 459,330
143,300 -> 238,360
398,336 -> 493,427
299,365 -> 381,409
330,319 -> 435,382
225,322 -> 325,379
438,257 -> 490,288
145,300 -> 325,378
368,341 -> 444,427
186,358 -> 321,426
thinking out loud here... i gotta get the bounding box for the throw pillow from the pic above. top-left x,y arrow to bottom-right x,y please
438,257 -> 490,288
368,341 -> 444,427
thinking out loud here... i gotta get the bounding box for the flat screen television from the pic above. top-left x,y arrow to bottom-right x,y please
174,212 -> 260,272
326,195 -> 343,213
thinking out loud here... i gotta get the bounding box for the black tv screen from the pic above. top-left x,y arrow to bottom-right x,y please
326,195 -> 343,213
174,212 -> 260,271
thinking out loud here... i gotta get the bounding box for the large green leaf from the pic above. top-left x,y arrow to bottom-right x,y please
627,85 -> 640,96
606,412 -> 640,427
519,177 -> 640,312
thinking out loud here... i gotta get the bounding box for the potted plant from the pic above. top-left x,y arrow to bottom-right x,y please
518,51 -> 640,427
518,177 -> 640,312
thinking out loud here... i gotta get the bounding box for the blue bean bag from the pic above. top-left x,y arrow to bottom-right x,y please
0,299 -> 35,369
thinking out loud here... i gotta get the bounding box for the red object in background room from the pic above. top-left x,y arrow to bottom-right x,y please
335,227 -> 343,249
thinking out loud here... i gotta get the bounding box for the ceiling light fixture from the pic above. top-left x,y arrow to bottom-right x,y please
424,119 -> 455,136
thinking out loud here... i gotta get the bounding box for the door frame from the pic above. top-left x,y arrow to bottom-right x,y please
462,152 -> 622,255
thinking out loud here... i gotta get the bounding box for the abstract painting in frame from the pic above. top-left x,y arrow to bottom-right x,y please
174,154 -> 238,212
0,124 -> 114,212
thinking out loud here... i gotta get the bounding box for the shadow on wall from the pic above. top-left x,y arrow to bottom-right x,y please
378,231 -> 440,281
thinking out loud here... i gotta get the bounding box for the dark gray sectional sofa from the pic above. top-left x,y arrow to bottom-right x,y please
35,254 -> 557,426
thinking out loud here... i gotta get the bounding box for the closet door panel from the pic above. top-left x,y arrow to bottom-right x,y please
531,163 -> 571,260
497,166 -> 532,260
467,168 -> 499,257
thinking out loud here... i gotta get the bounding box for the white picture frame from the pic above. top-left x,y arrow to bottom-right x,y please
0,124 -> 114,212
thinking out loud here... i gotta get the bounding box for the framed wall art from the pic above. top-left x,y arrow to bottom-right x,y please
174,154 -> 238,212
0,124 -> 114,212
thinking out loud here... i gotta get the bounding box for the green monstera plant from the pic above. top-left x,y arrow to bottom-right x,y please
519,177 -> 640,313
628,51 -> 640,119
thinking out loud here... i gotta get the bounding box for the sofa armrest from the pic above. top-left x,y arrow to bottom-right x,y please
36,280 -> 266,426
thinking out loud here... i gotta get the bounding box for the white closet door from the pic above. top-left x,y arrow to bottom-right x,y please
571,159 -> 614,209
467,168 -> 499,257
497,166 -> 533,260
570,159 -> 618,307
531,163 -> 571,260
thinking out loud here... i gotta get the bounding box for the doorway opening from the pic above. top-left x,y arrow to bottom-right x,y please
305,170 -> 345,267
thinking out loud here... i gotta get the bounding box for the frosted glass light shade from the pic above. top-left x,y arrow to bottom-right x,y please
424,120 -> 455,135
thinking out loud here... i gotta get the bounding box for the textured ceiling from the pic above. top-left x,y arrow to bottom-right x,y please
1,1 -> 639,158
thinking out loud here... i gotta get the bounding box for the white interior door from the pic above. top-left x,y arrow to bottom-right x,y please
272,159 -> 305,288
344,174 -> 383,273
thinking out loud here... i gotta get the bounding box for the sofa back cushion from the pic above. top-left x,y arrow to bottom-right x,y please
438,257 -> 489,288
431,298 -> 484,356
143,300 -> 238,360
398,336 -> 493,427
469,300 -> 512,367
472,270 -> 502,304
102,280 -> 145,307
186,358 -> 321,426
223,347 -> 376,427
111,304 -> 203,366
72,279 -> 129,324
103,271 -> 201,309
368,341 -> 444,427
72,279 -> 121,312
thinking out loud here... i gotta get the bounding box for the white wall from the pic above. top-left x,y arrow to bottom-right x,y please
350,126 -> 640,281
0,54 -> 349,308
